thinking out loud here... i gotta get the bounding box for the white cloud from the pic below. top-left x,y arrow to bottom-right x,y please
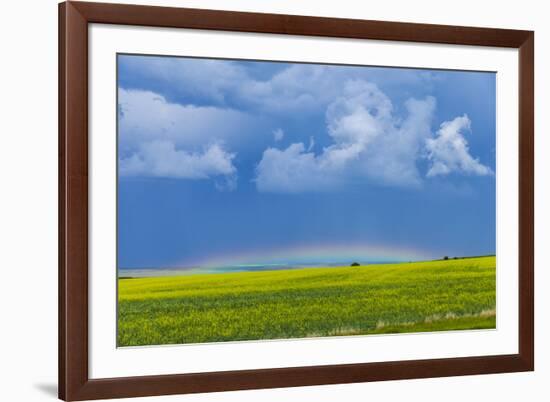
426,115 -> 493,177
118,89 -> 245,189
118,88 -> 253,152
255,80 -> 435,192
122,57 -> 247,105
255,143 -> 344,193
122,58 -> 439,116
120,140 -> 237,186
119,61 -> 492,192
122,58 -> 344,113
238,65 -> 346,114
273,128 -> 284,142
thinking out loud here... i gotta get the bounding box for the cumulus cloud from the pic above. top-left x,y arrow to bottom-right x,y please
120,57 -> 247,105
118,88 -> 253,152
118,58 -> 492,192
255,143 -> 344,193
121,57 -> 345,113
120,56 -> 440,116
118,89 -> 245,189
255,80 -> 435,192
120,141 -> 237,187
239,65 -> 347,114
426,115 -> 493,177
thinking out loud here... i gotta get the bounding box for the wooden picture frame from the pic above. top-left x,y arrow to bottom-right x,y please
59,1 -> 534,400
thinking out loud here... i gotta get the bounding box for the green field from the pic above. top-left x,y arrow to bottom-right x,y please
118,256 -> 496,347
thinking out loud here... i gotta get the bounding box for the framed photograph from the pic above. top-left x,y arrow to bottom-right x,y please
59,1 -> 534,400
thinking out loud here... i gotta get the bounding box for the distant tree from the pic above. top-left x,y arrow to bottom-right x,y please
453,257 -> 458,260
350,262 -> 360,267
443,256 -> 449,260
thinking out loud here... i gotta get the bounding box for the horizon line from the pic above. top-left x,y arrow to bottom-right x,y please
118,253 -> 496,271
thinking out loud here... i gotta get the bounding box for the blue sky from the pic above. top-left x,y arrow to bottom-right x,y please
117,54 -> 496,269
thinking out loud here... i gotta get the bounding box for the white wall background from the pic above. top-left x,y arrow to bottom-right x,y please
0,0 -> 546,401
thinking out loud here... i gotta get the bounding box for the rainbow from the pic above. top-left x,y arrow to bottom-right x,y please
182,242 -> 438,269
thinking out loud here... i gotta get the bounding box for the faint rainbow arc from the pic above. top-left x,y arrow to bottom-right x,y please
181,242 -> 437,268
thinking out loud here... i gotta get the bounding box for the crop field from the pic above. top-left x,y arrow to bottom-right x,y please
118,256 -> 496,347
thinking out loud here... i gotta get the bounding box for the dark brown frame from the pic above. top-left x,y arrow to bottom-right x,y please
59,1 -> 534,400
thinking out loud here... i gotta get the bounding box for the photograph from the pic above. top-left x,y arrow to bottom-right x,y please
1,0 -> 543,401
116,54 -> 497,347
